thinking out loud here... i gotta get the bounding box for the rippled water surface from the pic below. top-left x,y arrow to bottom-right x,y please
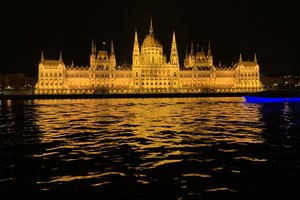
1,97 -> 300,198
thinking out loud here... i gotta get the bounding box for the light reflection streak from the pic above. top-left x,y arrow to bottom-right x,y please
37,171 -> 127,184
31,97 -> 266,192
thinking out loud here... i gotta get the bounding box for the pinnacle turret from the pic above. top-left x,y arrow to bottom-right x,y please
185,46 -> 188,59
132,29 -> 140,67
91,39 -> 95,54
207,41 -> 211,56
170,30 -> 178,65
111,39 -> 115,55
190,41 -> 194,55
41,51 -> 44,62
59,51 -> 62,61
133,29 -> 140,54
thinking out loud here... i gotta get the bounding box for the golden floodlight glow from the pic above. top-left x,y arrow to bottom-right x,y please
35,18 -> 263,95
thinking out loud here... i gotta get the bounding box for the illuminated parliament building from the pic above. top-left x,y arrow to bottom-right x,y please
35,19 -> 263,94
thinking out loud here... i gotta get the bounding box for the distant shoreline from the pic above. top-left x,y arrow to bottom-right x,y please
0,92 -> 249,100
2,90 -> 300,100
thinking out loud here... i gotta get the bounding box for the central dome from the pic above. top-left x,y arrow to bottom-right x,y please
142,17 -> 162,48
142,34 -> 162,48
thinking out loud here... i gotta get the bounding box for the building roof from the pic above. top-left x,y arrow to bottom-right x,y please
142,34 -> 162,48
41,59 -> 62,66
238,61 -> 256,67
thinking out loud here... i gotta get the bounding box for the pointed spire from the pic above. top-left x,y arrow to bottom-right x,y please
134,29 -> 139,44
149,15 -> 153,35
133,29 -> 140,58
170,30 -> 178,65
59,51 -> 62,61
172,30 -> 176,44
201,45 -> 204,52
41,51 -> 44,62
91,39 -> 95,54
239,53 -> 242,62
190,41 -> 194,55
185,45 -> 188,59
71,60 -> 74,66
254,53 -> 257,63
111,39 -> 115,55
207,41 -> 211,56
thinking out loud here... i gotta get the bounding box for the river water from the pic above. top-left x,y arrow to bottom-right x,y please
0,97 -> 300,198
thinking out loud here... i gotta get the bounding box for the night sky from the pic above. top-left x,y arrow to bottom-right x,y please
1,0 -> 299,77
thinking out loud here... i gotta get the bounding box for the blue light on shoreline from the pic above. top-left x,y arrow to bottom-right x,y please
244,96 -> 300,103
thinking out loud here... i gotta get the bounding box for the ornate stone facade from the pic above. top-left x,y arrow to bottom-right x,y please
35,19 -> 263,94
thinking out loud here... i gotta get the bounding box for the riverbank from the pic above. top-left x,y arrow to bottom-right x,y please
0,92 -> 250,100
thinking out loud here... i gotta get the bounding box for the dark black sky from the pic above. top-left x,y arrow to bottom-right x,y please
1,0 -> 299,76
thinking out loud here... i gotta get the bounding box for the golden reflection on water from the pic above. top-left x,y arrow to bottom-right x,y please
32,97 -> 265,185
33,97 -> 264,148
3,97 -> 300,196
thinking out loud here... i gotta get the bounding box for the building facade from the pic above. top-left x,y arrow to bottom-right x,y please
35,19 -> 263,94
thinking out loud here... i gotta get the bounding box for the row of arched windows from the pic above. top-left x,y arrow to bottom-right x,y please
241,71 -> 259,78
40,72 -> 62,77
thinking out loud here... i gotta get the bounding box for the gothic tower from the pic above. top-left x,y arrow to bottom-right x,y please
170,31 -> 179,65
110,39 -> 116,69
90,39 -> 97,68
132,29 -> 140,68
207,42 -> 213,66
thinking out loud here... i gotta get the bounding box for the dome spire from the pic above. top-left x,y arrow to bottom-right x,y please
149,15 -> 153,35
239,53 -> 243,62
254,53 -> 257,63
